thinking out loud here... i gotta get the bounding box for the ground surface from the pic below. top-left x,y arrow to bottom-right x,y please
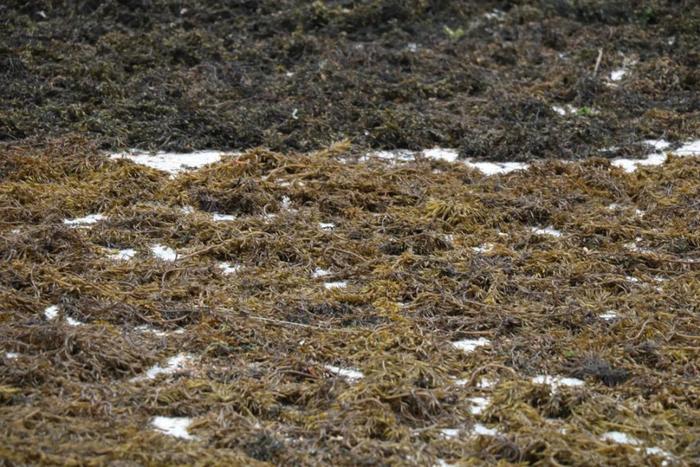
1,1 -> 700,466
1,139 -> 700,465
1,0 -> 699,157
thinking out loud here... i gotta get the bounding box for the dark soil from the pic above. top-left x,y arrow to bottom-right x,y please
2,1 -> 699,158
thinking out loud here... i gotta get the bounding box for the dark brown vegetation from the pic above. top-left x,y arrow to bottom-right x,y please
1,0 -> 699,157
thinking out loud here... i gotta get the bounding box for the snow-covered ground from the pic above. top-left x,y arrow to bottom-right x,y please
109,139 -> 700,178
110,150 -> 231,175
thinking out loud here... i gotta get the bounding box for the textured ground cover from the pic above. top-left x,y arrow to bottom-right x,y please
2,1 -> 699,464
1,138 -> 699,465
1,0 -> 699,156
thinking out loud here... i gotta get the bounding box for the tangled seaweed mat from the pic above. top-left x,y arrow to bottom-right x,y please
1,138 -> 699,465
1,0 -> 699,157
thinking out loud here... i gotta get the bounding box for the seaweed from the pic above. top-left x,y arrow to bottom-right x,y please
1,138 -> 699,464
0,1 -> 698,156
1,0 -> 699,463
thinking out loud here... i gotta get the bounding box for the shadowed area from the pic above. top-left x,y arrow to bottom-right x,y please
1,0 -> 698,157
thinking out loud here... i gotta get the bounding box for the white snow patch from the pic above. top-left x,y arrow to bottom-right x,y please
607,57 -> 638,85
134,354 -> 194,382
645,446 -> 673,462
324,281 -> 348,290
646,139 -> 671,151
44,305 -> 59,320
151,244 -> 177,262
218,262 -> 241,275
135,325 -> 168,337
452,337 -> 490,353
472,423 -> 500,437
610,68 -> 626,81
5,352 -> 19,359
151,416 -> 195,440
674,139 -> 700,156
468,396 -> 490,415
319,222 -> 335,230
382,149 -> 415,161
477,378 -> 496,389
466,160 -> 529,175
552,104 -> 578,116
325,365 -> 364,382
600,310 -> 618,321
437,423 -> 501,438
440,428 -> 460,439
611,139 -> 700,173
66,316 -> 84,327
624,238 -> 652,254
212,213 -> 236,221
600,431 -> 641,445
644,446 -> 667,456
110,150 -> 227,175
601,432 -> 673,463
312,268 -> 331,278
613,152 -> 667,172
454,377 -> 495,389
484,9 -> 505,20
422,148 -> 459,163
531,226 -> 562,237
434,459 -> 455,467
63,213 -> 105,226
108,248 -> 136,261
365,149 -> 415,162
472,243 -> 494,253
532,375 -> 585,389
281,196 -> 292,210
421,148 -> 528,174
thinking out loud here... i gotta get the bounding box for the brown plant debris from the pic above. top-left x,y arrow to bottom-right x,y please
1,137 -> 699,465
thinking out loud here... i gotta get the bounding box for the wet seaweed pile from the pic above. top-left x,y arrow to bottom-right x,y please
1,138 -> 699,465
1,0 -> 699,157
